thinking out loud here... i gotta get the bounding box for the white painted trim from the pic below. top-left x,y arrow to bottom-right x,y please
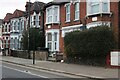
74,2 -> 80,20
86,21 -> 111,29
64,3 -> 71,7
45,29 -> 60,52
65,3 -> 71,22
62,24 -> 83,30
61,24 -> 83,37
46,5 -> 60,24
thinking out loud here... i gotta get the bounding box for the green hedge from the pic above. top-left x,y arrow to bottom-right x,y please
64,26 -> 116,66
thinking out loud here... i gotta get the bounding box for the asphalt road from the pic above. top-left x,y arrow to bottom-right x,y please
1,62 -> 88,80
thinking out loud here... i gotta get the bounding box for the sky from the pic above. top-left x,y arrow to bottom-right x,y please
0,0 -> 53,19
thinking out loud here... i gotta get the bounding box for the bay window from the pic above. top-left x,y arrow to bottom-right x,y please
47,33 -> 52,50
46,30 -> 59,52
87,0 -> 110,15
46,6 -> 59,24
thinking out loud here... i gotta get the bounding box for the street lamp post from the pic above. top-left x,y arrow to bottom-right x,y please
28,0 -> 30,59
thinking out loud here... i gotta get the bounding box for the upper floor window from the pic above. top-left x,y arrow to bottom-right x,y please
74,2 -> 80,20
14,21 -> 17,31
87,0 -> 110,15
65,3 -> 70,22
46,6 -> 59,24
5,25 -> 7,32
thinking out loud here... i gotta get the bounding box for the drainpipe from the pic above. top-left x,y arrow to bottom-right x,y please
118,1 -> 120,49
41,10 -> 45,47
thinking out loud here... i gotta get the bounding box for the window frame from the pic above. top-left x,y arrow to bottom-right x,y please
74,2 -> 80,21
46,6 -> 60,24
46,29 -> 59,52
65,3 -> 71,22
87,0 -> 110,16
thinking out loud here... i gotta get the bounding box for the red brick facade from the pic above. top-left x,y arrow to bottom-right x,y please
44,1 -> 119,56
2,13 -> 12,49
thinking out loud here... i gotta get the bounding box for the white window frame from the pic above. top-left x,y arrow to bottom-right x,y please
45,29 -> 59,52
46,6 -> 60,24
47,7 -> 53,23
65,3 -> 71,22
87,0 -> 110,16
74,2 -> 80,21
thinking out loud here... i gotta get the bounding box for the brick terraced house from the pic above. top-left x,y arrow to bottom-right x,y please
44,0 -> 120,58
25,1 -> 45,28
10,9 -> 26,50
2,13 -> 13,55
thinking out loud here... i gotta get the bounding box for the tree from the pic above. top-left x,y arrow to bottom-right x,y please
21,28 -> 45,51
21,30 -> 28,50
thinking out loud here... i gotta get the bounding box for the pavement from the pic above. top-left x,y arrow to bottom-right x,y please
0,56 -> 119,79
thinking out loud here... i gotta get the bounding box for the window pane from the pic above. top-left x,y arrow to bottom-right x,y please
48,33 -> 52,41
48,42 -> 52,50
54,7 -> 58,22
75,3 -> 79,20
102,3 -> 108,12
75,12 -> 79,20
34,21 -> 35,25
54,33 -> 57,41
34,16 -> 36,20
36,15 -> 39,21
55,42 -> 57,50
47,8 -> 52,23
75,3 -> 79,11
67,14 -> 70,21
66,4 -> 70,21
91,4 -> 99,14
48,16 -> 52,23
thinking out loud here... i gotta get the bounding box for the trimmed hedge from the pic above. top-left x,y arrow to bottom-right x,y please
64,26 -> 117,66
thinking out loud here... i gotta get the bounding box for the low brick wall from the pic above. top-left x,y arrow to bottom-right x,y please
11,50 -> 29,59
11,50 -> 48,60
30,51 -> 48,60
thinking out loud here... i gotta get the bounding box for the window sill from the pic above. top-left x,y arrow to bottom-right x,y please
45,22 -> 60,25
65,20 -> 70,23
74,19 -> 80,22
86,12 -> 112,17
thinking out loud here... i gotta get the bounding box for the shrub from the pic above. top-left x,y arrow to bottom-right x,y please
64,26 -> 116,66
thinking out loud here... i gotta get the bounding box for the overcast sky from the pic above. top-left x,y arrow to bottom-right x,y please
0,0 -> 53,19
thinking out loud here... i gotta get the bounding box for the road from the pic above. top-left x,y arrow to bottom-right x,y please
1,61 -> 90,80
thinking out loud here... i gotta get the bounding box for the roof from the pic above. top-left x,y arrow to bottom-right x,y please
30,1 -> 45,13
44,1 -> 67,8
25,1 -> 45,14
3,13 -> 13,22
12,9 -> 25,18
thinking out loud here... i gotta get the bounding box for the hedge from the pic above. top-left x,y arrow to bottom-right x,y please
64,26 -> 117,66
